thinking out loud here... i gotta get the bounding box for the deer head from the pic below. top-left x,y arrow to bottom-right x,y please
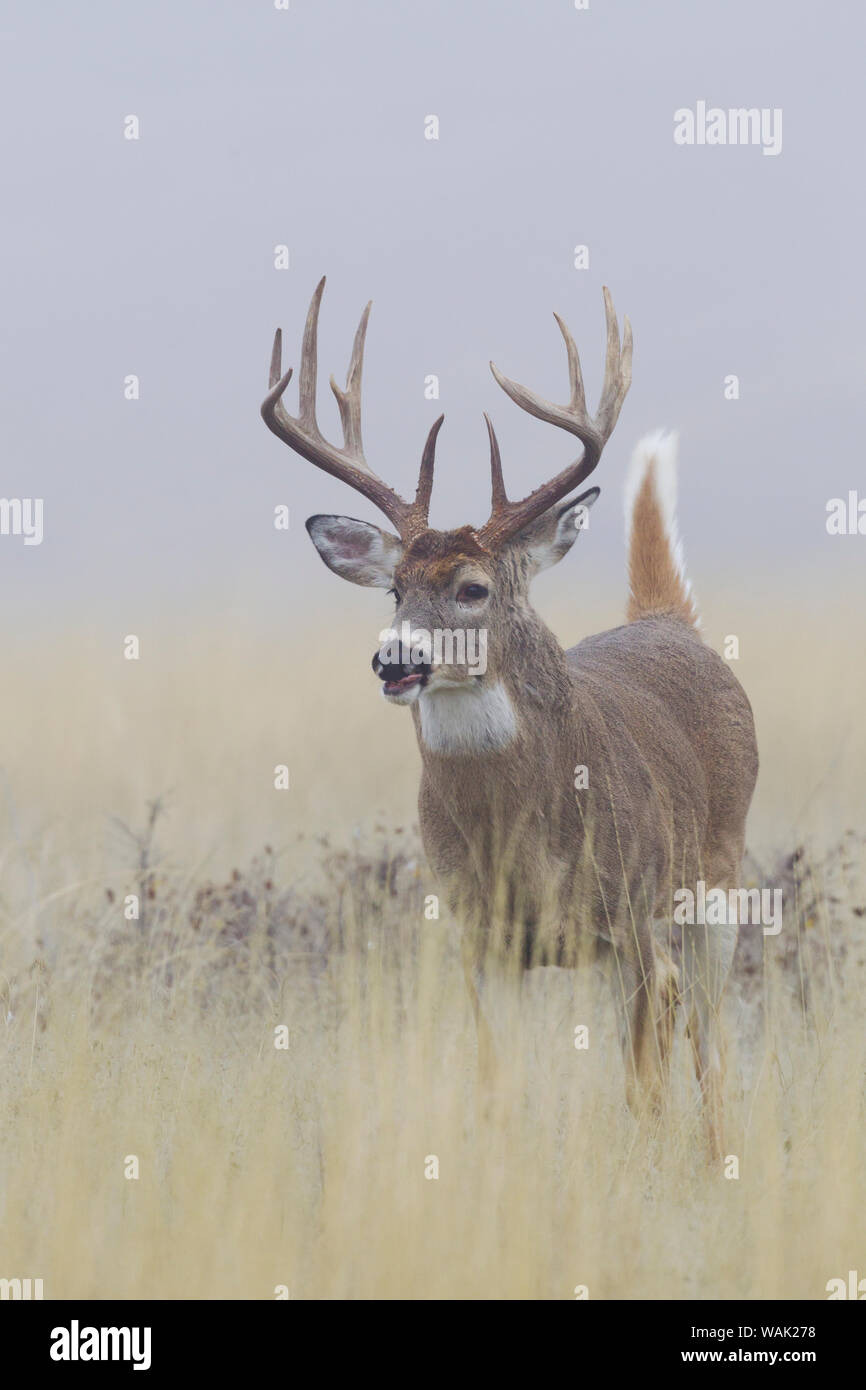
261,279 -> 632,710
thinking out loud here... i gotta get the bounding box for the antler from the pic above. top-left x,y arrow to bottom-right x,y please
476,288 -> 632,549
261,277 -> 444,541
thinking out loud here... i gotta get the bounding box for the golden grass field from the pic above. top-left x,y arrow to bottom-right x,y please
1,585 -> 864,1299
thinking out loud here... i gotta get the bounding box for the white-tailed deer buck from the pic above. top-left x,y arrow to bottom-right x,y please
261,278 -> 758,1155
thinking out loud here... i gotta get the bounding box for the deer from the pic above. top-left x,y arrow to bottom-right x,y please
260,277 -> 759,1156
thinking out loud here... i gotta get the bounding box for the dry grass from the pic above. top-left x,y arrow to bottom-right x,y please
0,594 -> 864,1299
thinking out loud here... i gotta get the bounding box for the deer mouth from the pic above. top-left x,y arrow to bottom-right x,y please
382,669 -> 428,697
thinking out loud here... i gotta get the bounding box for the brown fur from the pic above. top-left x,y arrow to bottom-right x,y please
290,289 -> 756,1156
413,491 -> 757,1157
398,527 -> 494,587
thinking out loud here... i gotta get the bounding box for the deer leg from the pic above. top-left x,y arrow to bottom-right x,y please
461,937 -> 497,1088
460,935 -> 526,1109
681,889 -> 738,1162
608,926 -> 677,1125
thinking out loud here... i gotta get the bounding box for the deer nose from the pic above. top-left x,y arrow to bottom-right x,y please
371,646 -> 431,694
371,646 -> 428,680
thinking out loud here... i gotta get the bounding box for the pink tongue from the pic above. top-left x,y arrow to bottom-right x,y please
387,673 -> 422,690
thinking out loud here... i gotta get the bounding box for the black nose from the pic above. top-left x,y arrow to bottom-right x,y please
371,646 -> 431,682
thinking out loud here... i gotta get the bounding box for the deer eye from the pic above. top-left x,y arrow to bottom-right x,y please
457,583 -> 488,603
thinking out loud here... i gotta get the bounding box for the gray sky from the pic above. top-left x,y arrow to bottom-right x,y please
1,0 -> 863,631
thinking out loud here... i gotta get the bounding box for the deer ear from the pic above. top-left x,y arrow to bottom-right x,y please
306,515 -> 403,588
515,487 -> 600,576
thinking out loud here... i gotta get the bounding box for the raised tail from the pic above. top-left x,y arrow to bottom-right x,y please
623,430 -> 700,629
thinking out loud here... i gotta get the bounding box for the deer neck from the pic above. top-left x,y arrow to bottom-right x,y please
413,612 -> 572,760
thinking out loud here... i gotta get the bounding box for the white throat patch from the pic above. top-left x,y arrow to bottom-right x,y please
419,681 -> 518,754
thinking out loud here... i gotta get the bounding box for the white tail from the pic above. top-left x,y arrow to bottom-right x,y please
624,430 -> 700,628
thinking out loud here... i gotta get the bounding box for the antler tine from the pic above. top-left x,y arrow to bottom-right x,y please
298,275 -> 325,435
415,414 -> 445,519
477,288 -> 632,549
329,299 -> 371,462
552,311 -> 587,415
596,286 -> 632,431
269,328 -> 287,393
261,278 -> 443,541
483,412 -> 508,510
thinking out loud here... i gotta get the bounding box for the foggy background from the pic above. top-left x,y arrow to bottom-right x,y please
1,0 -> 863,635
